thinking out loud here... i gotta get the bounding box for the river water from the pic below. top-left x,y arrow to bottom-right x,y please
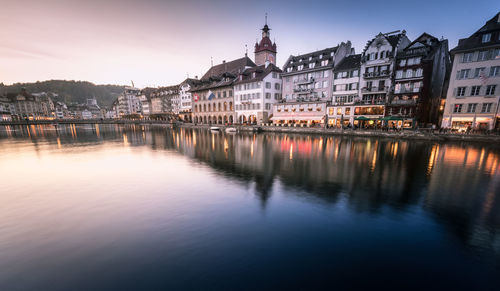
0,124 -> 499,290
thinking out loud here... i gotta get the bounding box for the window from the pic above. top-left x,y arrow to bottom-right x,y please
315,82 -> 321,89
474,67 -> 486,78
287,67 -> 292,72
223,91 -> 227,98
275,83 -> 280,90
309,63 -> 315,68
485,85 -> 496,95
337,108 -> 342,115
274,93 -> 280,100
272,72 -> 277,78
494,49 -> 500,60
490,66 -> 500,77
370,52 -> 376,60
323,81 -> 328,88
400,59 -> 407,66
462,52 -> 474,63
414,57 -> 421,64
346,107 -> 351,115
265,82 -> 271,89
415,68 -> 423,77
324,71 -> 329,78
298,65 -> 304,70
470,86 -> 481,96
467,103 -> 477,113
453,104 -> 463,113
457,69 -> 470,79
481,103 -> 492,113
329,108 -> 334,115
482,33 -> 491,43
321,60 -> 328,66
396,70 -> 403,79
456,87 -> 466,97
265,93 -> 270,99
352,70 -> 359,77
406,70 -> 413,78
478,50 -> 489,61
407,58 -> 415,65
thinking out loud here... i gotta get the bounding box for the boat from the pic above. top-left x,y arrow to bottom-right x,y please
210,126 -> 220,131
225,127 -> 237,133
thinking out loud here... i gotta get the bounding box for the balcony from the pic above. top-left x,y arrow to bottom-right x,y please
363,70 -> 390,79
394,87 -> 421,94
295,77 -> 314,85
294,87 -> 314,94
361,86 -> 389,93
391,99 -> 417,105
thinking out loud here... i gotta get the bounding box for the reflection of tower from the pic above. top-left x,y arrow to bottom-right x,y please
254,14 -> 277,66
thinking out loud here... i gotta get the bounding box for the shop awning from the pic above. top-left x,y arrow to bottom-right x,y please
354,116 -> 379,120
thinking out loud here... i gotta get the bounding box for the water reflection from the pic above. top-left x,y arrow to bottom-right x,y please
1,124 -> 499,288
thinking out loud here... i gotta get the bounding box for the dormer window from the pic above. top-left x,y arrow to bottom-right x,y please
298,65 -> 304,70
482,33 -> 491,43
287,67 -> 292,72
309,56 -> 312,61
321,60 -> 328,66
252,72 -> 256,78
309,63 -> 315,69
319,55 -> 323,59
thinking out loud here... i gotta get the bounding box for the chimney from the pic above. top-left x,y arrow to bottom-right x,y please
222,60 -> 226,63
195,75 -> 198,79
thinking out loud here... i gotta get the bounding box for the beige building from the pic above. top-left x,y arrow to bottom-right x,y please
442,12 -> 500,131
191,57 -> 255,124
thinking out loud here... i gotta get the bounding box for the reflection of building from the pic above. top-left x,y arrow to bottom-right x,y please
329,54 -> 361,127
391,33 -> 450,128
191,57 -> 255,124
359,31 -> 410,127
442,12 -> 500,131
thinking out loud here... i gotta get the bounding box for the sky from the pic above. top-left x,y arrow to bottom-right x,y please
0,0 -> 499,88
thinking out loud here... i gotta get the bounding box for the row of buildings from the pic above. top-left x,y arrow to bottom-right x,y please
0,89 -> 105,121
119,12 -> 497,131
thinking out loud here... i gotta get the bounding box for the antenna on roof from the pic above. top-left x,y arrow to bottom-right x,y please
265,13 -> 268,25
131,80 -> 134,88
245,44 -> 248,57
211,57 -> 213,67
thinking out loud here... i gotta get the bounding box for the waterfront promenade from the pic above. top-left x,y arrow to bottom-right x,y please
1,120 -> 499,143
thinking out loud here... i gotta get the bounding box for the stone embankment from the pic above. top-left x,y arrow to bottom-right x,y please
181,123 -> 500,144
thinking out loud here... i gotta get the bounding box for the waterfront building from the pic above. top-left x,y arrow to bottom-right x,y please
177,78 -> 198,122
271,101 -> 328,127
191,57 -> 255,124
5,89 -> 49,120
281,42 -> 352,102
149,85 -> 179,120
274,42 -> 352,126
234,62 -> 282,124
390,33 -> 450,129
138,87 -> 155,117
328,54 -> 361,127
358,31 -> 410,128
117,87 -> 142,117
441,12 -> 500,131
0,95 -> 13,119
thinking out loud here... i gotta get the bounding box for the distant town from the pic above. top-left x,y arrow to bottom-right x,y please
1,12 -> 499,133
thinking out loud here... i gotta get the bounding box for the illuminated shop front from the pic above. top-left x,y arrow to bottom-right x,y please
271,102 -> 327,126
353,105 -> 385,128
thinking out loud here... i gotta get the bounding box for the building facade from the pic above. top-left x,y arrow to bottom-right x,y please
358,31 -> 410,127
442,12 -> 500,131
271,101 -> 327,127
391,33 -> 450,128
117,87 -> 142,117
191,57 -> 255,124
281,42 -> 352,102
234,63 -> 282,124
177,78 -> 197,122
328,54 -> 361,127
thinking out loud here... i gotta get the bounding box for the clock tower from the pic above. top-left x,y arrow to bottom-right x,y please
254,16 -> 277,66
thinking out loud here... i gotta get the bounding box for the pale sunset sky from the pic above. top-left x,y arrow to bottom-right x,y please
0,0 -> 499,88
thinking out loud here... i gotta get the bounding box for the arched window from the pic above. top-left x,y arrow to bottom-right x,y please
224,102 -> 227,111
229,101 -> 233,111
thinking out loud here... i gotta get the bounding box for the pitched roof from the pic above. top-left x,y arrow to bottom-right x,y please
451,12 -> 500,54
234,63 -> 282,85
363,31 -> 408,55
201,56 -> 256,80
333,54 -> 361,72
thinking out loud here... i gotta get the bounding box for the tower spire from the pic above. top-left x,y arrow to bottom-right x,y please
265,13 -> 267,25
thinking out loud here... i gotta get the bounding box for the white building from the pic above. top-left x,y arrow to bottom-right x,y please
441,12 -> 500,131
234,62 -> 282,124
328,54 -> 361,127
178,78 -> 197,122
117,87 -> 142,117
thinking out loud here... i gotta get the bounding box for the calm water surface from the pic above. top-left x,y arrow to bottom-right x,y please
0,124 -> 499,290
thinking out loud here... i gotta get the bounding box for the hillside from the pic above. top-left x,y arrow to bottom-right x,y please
0,80 -> 126,107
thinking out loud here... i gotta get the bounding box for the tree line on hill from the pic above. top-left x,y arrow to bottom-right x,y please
0,80 -> 126,108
